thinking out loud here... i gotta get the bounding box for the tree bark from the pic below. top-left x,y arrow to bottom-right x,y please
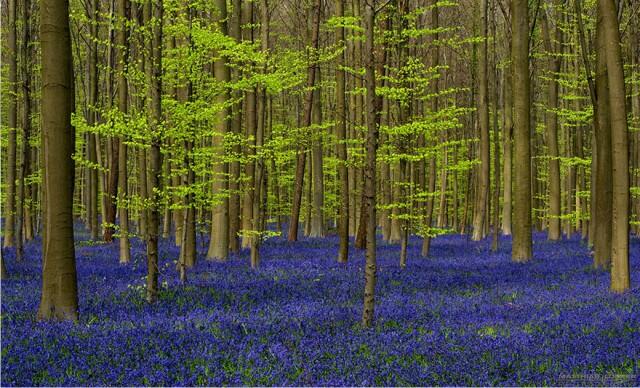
16,0 -> 33,261
37,0 -> 78,321
335,0 -> 349,263
361,0 -> 379,328
4,0 -> 18,248
541,4 -> 562,240
207,0 -> 231,261
511,0 -> 532,262
145,0 -> 162,303
228,0 -> 242,252
472,0 -> 490,242
598,0 -> 629,292
421,0 -> 439,257
288,0 -> 321,242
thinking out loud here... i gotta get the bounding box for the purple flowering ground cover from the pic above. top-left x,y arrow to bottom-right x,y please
1,231 -> 639,386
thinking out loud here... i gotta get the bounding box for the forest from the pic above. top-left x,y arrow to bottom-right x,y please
1,0 -> 639,385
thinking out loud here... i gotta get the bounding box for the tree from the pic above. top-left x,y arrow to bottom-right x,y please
16,0 -> 33,261
598,0 -> 629,292
3,0 -> 17,249
86,0 -> 100,240
335,0 -> 349,263
207,0 -> 231,261
472,0 -> 490,242
362,0 -> 382,328
288,0 -> 321,242
593,8 -> 612,268
116,0 -> 131,264
541,1 -> 563,241
145,0 -> 163,304
511,0 -> 532,262
37,0 -> 79,321
421,0 -> 440,257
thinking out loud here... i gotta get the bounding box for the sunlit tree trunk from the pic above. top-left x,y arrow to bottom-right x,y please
593,10 -> 612,268
241,0 -> 256,248
361,0 -> 379,328
37,0 -> 78,321
207,0 -> 231,261
421,0 -> 439,257
250,0 -> 270,268
145,0 -> 162,303
4,0 -> 17,249
310,77 -> 325,238
116,0 -> 131,263
541,4 -> 562,240
228,0 -> 242,252
598,0 -> 629,292
511,0 -> 532,262
335,0 -> 349,263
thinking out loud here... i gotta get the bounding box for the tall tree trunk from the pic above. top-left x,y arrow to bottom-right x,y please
593,10 -> 612,268
86,0 -> 99,240
104,2 -> 119,243
250,0 -> 270,268
16,0 -> 32,261
145,0 -> 162,303
502,51 -> 513,236
4,0 -> 17,248
631,0 -> 640,236
421,0 -> 439,257
598,0 -> 629,292
541,4 -> 562,240
361,0 -> 379,328
37,0 -> 78,321
288,0 -> 321,242
310,78 -> 325,238
335,0 -> 349,263
511,0 -> 532,262
179,5 -> 196,269
472,0 -> 490,241
207,0 -> 231,261
116,0 -> 131,264
491,13 -> 501,252
241,0 -> 256,249
228,0 -> 242,252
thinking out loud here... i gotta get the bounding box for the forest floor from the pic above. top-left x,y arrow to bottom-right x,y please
1,229 -> 639,386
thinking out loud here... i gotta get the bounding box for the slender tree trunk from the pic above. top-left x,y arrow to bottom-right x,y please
37,0 -> 78,321
250,0 -> 270,268
179,5 -> 196,269
598,0 -> 629,292
228,0 -> 242,252
491,14 -> 501,252
116,0 -> 131,263
288,0 -> 321,242
541,5 -> 562,240
207,0 -> 231,261
145,0 -> 162,303
511,0 -> 532,262
16,0 -> 32,261
502,53 -> 513,236
241,1 -> 256,248
472,0 -> 490,241
361,0 -> 379,328
87,0 -> 99,240
310,78 -> 325,238
335,0 -> 349,263
421,0 -> 439,257
4,0 -> 18,248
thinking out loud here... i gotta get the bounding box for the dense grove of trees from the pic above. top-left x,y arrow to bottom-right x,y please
1,0 -> 638,325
